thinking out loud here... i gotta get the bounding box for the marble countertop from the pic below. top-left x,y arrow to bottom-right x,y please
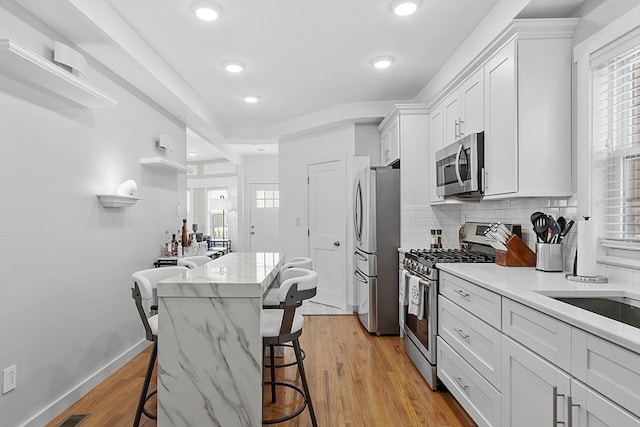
157,252 -> 283,298
437,263 -> 640,354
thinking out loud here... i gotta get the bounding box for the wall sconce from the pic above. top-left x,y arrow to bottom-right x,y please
97,179 -> 142,208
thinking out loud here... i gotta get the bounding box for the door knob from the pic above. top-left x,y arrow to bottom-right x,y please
333,241 -> 340,247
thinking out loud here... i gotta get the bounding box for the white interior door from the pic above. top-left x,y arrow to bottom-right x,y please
249,183 -> 279,252
308,158 -> 346,309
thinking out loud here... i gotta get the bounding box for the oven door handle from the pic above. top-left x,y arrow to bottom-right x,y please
354,251 -> 367,261
455,143 -> 464,187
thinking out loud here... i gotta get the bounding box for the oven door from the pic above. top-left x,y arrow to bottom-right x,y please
403,271 -> 437,366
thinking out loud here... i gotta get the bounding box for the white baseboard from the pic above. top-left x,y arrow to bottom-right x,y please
22,340 -> 150,427
346,304 -> 357,313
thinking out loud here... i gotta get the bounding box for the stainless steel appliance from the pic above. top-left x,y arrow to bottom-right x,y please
353,166 -> 400,335
435,132 -> 485,199
401,222 -> 521,390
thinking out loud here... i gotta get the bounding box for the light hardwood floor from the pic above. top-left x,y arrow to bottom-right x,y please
47,315 -> 475,427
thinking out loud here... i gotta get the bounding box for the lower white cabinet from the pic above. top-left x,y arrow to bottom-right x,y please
438,337 -> 502,427
570,380 -> 640,427
501,336 -> 571,427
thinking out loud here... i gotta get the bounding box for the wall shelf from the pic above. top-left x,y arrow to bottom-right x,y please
97,194 -> 142,208
0,39 -> 117,108
140,157 -> 192,173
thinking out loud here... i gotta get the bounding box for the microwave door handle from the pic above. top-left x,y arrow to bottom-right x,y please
455,144 -> 464,187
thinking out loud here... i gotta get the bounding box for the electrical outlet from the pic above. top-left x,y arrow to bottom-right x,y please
3,365 -> 16,393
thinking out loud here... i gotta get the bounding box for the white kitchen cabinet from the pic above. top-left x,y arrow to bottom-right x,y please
439,295 -> 502,389
572,328 -> 640,418
378,104 -> 429,206
501,336 -> 572,427
380,119 -> 399,166
442,68 -> 484,146
502,298 -> 572,372
429,104 -> 444,203
570,380 -> 640,427
483,26 -> 574,198
438,337 -> 502,427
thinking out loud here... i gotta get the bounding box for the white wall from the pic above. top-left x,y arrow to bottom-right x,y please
0,5 -> 187,427
279,124 -> 361,309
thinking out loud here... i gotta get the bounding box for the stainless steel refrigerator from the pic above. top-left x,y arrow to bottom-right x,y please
353,166 -> 400,335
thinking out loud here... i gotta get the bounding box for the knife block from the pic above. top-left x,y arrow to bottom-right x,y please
495,234 -> 536,267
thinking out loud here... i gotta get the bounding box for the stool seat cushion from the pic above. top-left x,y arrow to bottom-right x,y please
148,314 -> 158,336
262,310 -> 304,338
263,289 -> 280,307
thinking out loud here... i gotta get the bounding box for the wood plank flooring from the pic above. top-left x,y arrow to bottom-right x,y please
46,315 -> 475,427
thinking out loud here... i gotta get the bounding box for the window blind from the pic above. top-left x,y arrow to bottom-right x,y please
592,42 -> 640,244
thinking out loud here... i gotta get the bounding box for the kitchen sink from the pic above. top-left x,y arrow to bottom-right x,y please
550,296 -> 640,329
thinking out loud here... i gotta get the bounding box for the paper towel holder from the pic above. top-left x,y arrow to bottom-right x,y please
565,218 -> 608,283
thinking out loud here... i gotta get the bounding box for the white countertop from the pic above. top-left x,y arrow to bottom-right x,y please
437,263 -> 640,354
157,252 -> 283,298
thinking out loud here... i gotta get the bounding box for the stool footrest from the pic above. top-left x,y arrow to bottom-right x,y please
262,382 -> 307,424
264,344 -> 306,368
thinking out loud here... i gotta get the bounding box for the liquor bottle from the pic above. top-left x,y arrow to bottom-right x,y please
181,219 -> 189,256
171,234 -> 178,256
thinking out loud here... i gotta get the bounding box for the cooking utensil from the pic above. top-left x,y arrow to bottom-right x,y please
560,219 -> 574,240
557,216 -> 566,233
547,215 -> 562,244
530,212 -> 548,243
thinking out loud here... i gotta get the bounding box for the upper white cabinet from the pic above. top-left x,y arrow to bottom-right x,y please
378,104 -> 429,206
426,19 -> 578,200
443,68 -> 484,145
483,21 -> 576,198
380,118 -> 400,166
429,104 -> 444,203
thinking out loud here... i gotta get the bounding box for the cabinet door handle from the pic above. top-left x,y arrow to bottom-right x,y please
455,289 -> 470,298
458,117 -> 464,136
454,376 -> 469,391
454,119 -> 460,139
567,396 -> 580,427
454,328 -> 470,340
553,386 -> 565,426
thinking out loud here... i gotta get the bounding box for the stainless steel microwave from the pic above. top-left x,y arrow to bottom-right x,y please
435,132 -> 485,198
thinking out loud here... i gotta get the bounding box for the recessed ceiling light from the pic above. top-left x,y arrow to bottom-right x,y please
191,1 -> 221,21
243,94 -> 260,103
188,151 -> 198,157
391,0 -> 420,16
371,56 -> 394,69
223,60 -> 245,73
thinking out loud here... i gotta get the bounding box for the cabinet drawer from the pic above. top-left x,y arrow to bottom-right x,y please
572,329 -> 640,417
502,298 -> 571,371
439,295 -> 502,389
440,271 -> 501,329
437,337 -> 501,427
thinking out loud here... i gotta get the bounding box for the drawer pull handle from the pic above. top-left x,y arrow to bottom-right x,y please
454,376 -> 469,391
567,396 -> 580,427
553,386 -> 565,426
455,289 -> 470,298
454,328 -> 470,340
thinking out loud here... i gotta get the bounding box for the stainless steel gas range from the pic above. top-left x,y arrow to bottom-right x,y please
400,222 -> 521,390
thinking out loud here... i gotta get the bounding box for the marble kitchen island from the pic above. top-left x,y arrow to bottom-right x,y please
156,252 -> 283,427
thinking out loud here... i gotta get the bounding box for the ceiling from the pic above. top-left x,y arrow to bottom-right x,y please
13,0 -> 586,162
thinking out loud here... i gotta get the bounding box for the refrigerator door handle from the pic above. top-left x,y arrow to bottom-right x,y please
354,269 -> 369,283
354,251 -> 367,261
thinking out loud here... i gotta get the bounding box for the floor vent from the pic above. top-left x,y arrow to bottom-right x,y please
56,413 -> 90,427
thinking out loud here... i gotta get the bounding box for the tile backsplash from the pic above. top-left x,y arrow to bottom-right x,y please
402,196 -> 639,284
403,197 -> 580,269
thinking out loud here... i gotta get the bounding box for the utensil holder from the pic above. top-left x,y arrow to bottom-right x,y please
536,243 -> 563,272
495,234 -> 536,267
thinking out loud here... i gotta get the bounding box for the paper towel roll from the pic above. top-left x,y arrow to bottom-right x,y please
576,219 -> 598,277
